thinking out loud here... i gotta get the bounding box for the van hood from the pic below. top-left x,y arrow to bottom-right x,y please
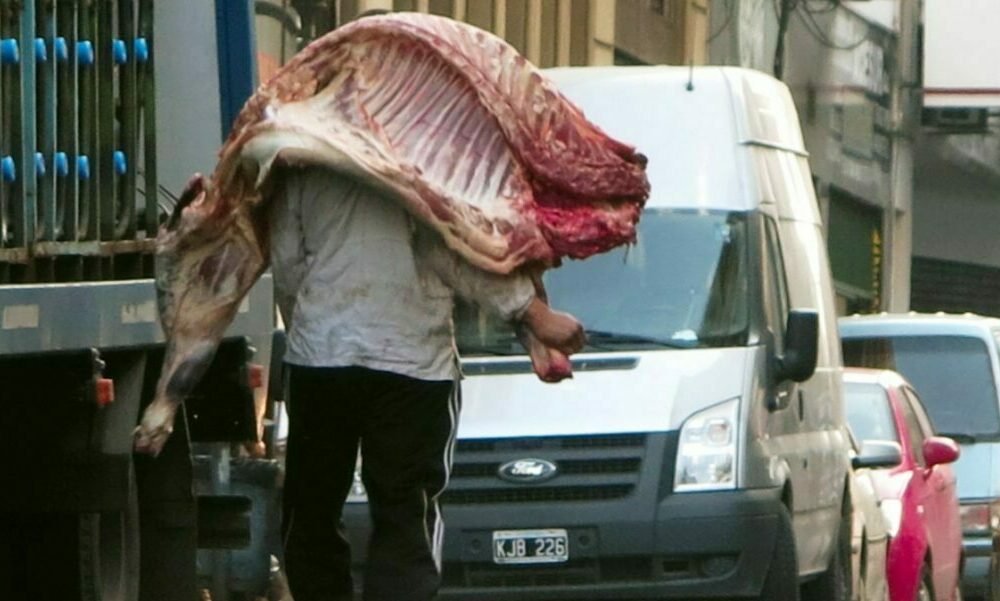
457,347 -> 754,439
952,442 -> 996,500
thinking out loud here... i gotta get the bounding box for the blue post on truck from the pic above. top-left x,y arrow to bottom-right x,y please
0,1 -> 281,599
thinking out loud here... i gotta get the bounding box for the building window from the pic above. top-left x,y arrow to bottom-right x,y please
827,188 -> 884,314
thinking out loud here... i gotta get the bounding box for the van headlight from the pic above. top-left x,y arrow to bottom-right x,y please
674,398 -> 739,492
346,455 -> 368,503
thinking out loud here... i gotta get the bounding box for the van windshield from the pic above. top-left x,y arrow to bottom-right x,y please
842,335 -> 1000,440
456,209 -> 750,354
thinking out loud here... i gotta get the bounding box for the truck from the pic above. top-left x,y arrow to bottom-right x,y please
0,1 -> 283,599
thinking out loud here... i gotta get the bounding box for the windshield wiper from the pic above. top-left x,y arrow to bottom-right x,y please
585,329 -> 687,349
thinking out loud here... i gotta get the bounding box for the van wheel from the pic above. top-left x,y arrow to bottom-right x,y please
802,515 -> 851,601
759,505 -> 800,601
78,462 -> 140,601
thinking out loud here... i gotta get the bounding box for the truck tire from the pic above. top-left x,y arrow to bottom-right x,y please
802,515 -> 852,601
759,505 -> 800,601
78,463 -> 140,601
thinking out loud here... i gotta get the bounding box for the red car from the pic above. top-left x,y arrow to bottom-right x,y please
844,368 -> 963,601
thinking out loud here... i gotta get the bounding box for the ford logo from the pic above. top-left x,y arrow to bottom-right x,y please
497,458 -> 559,483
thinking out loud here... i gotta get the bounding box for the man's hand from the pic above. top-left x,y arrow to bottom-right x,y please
520,298 -> 586,355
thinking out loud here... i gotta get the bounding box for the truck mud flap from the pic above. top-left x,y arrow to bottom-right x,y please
0,349 -> 135,512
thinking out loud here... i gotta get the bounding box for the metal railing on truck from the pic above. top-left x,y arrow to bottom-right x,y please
0,0 -> 156,284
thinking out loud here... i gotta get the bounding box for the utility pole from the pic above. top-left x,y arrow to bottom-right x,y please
773,0 -> 793,79
884,0 -> 920,312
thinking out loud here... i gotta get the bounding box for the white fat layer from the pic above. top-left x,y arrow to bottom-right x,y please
244,130 -> 338,184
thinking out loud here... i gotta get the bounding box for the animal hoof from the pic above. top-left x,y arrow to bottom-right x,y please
133,424 -> 172,456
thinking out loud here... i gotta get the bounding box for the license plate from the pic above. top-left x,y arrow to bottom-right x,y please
492,529 -> 569,565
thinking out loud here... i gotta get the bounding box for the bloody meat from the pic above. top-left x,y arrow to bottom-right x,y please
135,13 -> 649,455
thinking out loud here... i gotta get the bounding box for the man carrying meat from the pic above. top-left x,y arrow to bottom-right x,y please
271,164 -> 584,601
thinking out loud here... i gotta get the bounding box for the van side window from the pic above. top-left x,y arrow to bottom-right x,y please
762,217 -> 791,349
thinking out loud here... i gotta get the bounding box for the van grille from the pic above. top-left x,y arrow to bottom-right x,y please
450,458 -> 641,479
456,434 -> 646,453
442,434 -> 647,505
443,485 -> 633,504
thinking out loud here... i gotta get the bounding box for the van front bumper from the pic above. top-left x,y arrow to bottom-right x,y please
342,485 -> 785,600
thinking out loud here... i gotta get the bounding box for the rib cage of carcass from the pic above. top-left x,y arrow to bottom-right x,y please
232,12 -> 649,272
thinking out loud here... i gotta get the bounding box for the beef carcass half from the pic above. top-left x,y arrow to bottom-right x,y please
135,13 -> 649,455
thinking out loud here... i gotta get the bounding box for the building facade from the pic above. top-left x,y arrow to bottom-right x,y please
708,0 -> 918,316
254,0 -> 712,74
909,0 -> 1000,316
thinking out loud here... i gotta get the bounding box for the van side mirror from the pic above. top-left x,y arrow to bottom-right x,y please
778,310 -> 818,383
852,440 -> 903,470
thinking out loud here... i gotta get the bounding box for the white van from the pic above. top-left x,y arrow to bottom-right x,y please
342,66 -> 855,599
